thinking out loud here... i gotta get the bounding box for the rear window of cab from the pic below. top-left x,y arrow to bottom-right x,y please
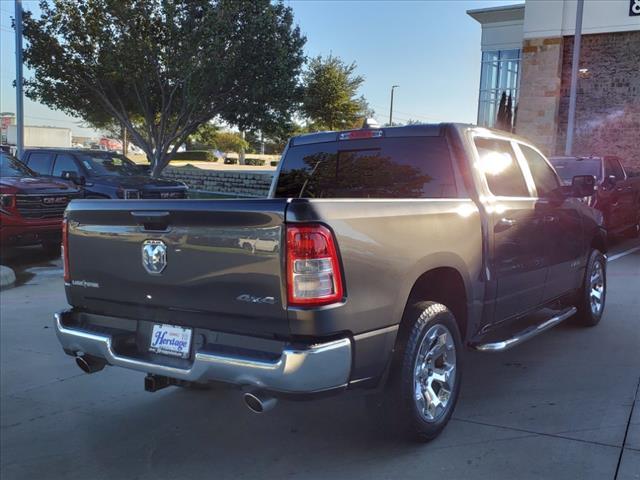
274,136 -> 457,199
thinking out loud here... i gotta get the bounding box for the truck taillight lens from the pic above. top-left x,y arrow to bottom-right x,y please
286,224 -> 344,306
62,218 -> 70,282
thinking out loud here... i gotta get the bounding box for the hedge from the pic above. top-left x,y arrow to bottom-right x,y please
171,150 -> 216,162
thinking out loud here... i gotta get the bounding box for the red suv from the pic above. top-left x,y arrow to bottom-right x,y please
1,152 -> 81,254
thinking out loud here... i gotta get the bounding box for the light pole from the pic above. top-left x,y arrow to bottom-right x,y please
389,85 -> 399,126
14,0 -> 24,159
565,0 -> 584,156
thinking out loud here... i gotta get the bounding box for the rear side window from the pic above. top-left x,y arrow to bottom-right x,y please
474,138 -> 529,197
275,136 -> 457,199
26,152 -> 54,175
549,158 -> 602,183
519,144 -> 559,197
605,158 -> 625,181
52,154 -> 80,177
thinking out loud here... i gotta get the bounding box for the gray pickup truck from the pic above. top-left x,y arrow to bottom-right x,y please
55,124 -> 607,441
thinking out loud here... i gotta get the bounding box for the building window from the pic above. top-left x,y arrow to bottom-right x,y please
478,49 -> 521,129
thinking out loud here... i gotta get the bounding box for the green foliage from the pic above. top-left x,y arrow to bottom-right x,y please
301,55 -> 371,131
187,125 -> 249,154
213,131 -> 250,154
22,0 -> 305,176
187,123 -> 220,150
171,150 -> 216,162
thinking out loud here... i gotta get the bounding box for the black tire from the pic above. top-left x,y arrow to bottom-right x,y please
42,241 -> 61,257
575,249 -> 607,326
384,301 -> 463,442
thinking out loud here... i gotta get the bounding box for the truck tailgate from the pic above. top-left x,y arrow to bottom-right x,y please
65,199 -> 288,337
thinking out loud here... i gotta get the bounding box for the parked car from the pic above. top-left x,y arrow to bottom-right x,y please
549,155 -> 640,237
20,149 -> 188,199
55,124 -> 607,442
0,151 -> 80,254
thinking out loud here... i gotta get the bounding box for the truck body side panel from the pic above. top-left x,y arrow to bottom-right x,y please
285,198 -> 484,338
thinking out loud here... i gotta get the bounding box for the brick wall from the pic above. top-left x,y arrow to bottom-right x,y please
555,31 -> 640,172
163,167 -> 274,197
516,37 -> 565,156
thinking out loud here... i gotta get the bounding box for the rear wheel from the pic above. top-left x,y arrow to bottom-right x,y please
383,302 -> 463,442
575,249 -> 606,326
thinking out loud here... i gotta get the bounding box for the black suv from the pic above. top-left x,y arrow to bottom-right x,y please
20,149 -> 188,199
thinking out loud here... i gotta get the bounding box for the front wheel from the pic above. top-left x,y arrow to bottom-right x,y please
389,302 -> 463,442
575,249 -> 607,326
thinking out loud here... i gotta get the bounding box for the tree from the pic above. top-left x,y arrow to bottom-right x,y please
187,124 -> 249,153
213,131 -> 249,154
301,55 -> 370,131
187,122 -> 220,150
22,0 -> 305,176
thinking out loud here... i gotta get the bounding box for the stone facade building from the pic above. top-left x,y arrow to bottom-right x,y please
468,0 -> 640,171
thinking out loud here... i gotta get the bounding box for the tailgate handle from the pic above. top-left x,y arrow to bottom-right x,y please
131,211 -> 170,230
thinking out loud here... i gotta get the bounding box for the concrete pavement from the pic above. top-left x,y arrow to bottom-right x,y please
1,241 -> 638,480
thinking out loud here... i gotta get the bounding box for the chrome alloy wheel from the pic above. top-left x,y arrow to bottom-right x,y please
413,324 -> 457,422
589,259 -> 605,316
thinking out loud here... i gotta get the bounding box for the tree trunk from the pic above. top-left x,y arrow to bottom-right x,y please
121,125 -> 128,156
239,130 -> 246,165
150,151 -> 167,178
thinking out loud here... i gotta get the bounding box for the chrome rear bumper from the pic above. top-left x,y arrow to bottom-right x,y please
54,311 -> 352,394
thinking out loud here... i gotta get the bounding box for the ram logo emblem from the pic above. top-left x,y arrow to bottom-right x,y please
142,240 -> 167,274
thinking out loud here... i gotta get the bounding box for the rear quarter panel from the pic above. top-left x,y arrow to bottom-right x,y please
285,198 -> 484,337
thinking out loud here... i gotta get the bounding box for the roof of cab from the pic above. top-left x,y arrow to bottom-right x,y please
289,123 -> 535,147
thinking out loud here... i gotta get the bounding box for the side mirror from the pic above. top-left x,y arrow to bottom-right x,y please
61,171 -> 86,185
571,175 -> 596,197
605,174 -> 617,187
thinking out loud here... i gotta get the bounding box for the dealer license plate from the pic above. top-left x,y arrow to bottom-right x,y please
149,324 -> 192,359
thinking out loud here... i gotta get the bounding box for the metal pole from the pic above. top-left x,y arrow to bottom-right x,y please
389,85 -> 398,126
565,0 -> 584,156
14,0 -> 24,159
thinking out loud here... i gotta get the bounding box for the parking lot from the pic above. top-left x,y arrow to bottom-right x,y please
1,240 -> 639,480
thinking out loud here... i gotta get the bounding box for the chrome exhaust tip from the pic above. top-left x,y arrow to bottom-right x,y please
243,391 -> 277,413
75,355 -> 105,374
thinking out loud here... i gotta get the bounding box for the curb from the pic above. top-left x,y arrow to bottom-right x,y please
0,265 -> 16,288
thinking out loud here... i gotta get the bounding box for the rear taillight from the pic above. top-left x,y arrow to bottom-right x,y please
286,224 -> 344,306
62,218 -> 70,282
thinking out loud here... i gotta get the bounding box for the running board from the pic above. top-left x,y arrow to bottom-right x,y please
470,307 -> 577,352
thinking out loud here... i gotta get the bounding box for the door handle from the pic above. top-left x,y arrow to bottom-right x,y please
543,214 -> 558,223
495,217 -> 517,232
131,211 -> 170,230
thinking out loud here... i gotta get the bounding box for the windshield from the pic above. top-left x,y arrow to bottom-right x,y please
0,152 -> 37,178
549,158 -> 602,182
78,152 -> 142,177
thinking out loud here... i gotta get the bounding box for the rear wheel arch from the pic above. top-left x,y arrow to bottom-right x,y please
401,267 -> 468,342
590,228 -> 607,254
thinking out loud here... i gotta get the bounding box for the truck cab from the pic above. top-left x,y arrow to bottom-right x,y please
20,149 -> 188,200
550,155 -> 640,237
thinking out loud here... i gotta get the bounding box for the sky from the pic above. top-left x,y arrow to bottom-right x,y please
0,0 -> 522,138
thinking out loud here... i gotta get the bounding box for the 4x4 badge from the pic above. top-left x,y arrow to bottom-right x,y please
142,240 -> 167,274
